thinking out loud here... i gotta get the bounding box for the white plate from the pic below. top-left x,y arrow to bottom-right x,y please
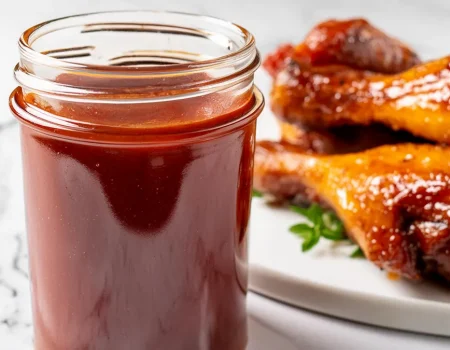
248,197 -> 450,337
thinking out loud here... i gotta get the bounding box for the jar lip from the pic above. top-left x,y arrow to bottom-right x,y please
19,10 -> 256,75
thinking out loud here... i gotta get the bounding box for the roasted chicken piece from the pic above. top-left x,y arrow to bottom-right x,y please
278,121 -> 422,154
271,57 -> 450,144
265,18 -> 423,153
254,141 -> 450,281
263,18 -> 420,77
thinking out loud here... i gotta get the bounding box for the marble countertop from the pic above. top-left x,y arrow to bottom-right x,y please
1,0 -> 450,349
0,123 -> 33,349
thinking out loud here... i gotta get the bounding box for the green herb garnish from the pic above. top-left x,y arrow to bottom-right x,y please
252,189 -> 263,198
289,204 -> 345,252
350,247 -> 365,259
289,204 -> 363,257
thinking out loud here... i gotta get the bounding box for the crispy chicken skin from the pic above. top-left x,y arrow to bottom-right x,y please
271,57 -> 450,143
254,141 -> 450,280
263,18 -> 420,77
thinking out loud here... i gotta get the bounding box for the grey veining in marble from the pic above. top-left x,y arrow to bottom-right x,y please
0,121 -> 33,349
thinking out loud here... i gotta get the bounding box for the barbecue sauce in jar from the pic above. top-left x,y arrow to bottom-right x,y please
10,11 -> 263,350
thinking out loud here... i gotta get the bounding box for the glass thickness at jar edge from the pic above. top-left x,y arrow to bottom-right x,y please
11,10 -> 263,350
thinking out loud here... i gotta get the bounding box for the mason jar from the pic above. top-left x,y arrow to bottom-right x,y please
10,11 -> 263,350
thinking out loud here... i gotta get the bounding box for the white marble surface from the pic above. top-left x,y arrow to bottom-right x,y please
1,0 -> 450,349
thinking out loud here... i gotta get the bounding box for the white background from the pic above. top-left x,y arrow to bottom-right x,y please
1,0 -> 450,349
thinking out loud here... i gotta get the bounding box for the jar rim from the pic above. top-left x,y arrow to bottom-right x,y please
15,10 -> 260,100
19,10 -> 256,74
12,11 -> 263,142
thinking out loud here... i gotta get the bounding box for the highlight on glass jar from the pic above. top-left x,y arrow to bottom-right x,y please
10,11 -> 263,350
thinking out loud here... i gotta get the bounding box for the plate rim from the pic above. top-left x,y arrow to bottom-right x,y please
249,263 -> 450,337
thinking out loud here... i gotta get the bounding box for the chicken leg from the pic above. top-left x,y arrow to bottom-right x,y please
271,57 -> 450,143
263,18 -> 420,77
254,141 -> 450,280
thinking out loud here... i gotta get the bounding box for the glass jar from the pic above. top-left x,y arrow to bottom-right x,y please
10,11 -> 263,350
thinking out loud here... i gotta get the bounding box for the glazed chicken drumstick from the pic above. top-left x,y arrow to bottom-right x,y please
263,18 -> 420,77
271,57 -> 450,144
274,65 -> 423,152
265,18 -> 423,150
254,141 -> 450,281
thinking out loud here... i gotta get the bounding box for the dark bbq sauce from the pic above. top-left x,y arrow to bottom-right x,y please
14,72 -> 260,349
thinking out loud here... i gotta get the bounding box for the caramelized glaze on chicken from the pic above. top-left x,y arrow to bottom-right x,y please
271,57 -> 450,143
254,141 -> 450,280
263,18 -> 420,77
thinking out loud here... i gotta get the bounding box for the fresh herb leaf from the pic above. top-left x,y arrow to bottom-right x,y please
288,203 -> 365,258
322,212 -> 343,234
350,247 -> 365,258
289,223 -> 313,238
290,203 -> 347,250
289,205 -> 310,218
252,189 -> 263,198
307,203 -> 322,225
321,228 -> 346,241
302,227 -> 321,252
